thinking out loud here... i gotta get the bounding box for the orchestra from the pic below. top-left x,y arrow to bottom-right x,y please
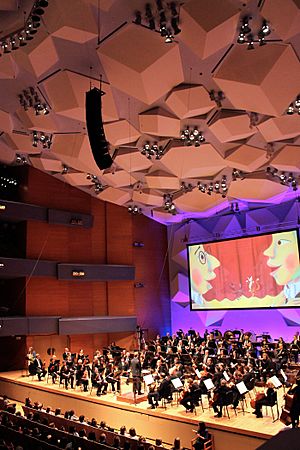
25,328 -> 300,422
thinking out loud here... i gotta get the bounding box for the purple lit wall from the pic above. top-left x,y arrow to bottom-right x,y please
168,199 -> 300,340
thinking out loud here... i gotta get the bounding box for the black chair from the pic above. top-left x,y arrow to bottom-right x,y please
222,390 -> 237,419
263,390 -> 279,422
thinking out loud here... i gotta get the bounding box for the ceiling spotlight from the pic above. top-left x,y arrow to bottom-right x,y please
128,204 -> 142,215
165,30 -> 174,43
37,0 -> 49,7
94,183 -> 103,193
61,165 -> 69,174
295,96 -> 300,108
241,17 -> 251,34
237,32 -> 246,44
160,24 -> 168,37
247,34 -> 255,50
258,31 -> 266,46
181,127 -> 205,146
261,20 -> 271,36
171,17 -> 181,35
287,103 -> 294,115
1,40 -> 11,53
133,10 -> 142,25
10,37 -> 18,50
18,34 -> 27,46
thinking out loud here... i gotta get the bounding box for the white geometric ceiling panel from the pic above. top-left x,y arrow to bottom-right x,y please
270,145 -> 300,172
160,144 -> 226,178
97,24 -> 184,104
43,70 -> 118,123
165,84 -> 215,119
228,178 -> 289,201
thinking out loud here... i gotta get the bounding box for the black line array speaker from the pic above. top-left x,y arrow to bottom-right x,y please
86,87 -> 113,170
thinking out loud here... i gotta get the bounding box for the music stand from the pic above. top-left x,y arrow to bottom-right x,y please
270,375 -> 282,389
144,374 -> 154,389
195,369 -> 202,379
223,371 -> 230,382
203,378 -> 214,391
236,381 -> 248,415
171,377 -> 183,389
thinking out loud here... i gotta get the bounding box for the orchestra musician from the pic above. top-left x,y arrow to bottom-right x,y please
287,377 -> 300,428
253,381 -> 275,418
32,353 -> 47,381
48,356 -> 60,384
60,360 -> 74,390
212,379 -> 230,418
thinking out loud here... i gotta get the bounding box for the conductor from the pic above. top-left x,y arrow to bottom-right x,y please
130,352 -> 143,396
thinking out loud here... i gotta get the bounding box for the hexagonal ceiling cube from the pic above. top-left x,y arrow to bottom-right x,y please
97,24 -> 184,104
104,120 -> 140,146
225,144 -> 267,172
0,109 -> 13,133
270,145 -> 300,172
101,169 -> 137,188
26,36 -> 59,78
261,0 -> 300,40
3,132 -> 41,154
114,147 -> 152,172
213,44 -> 300,117
43,0 -> 98,43
62,172 -> 95,187
51,133 -> 103,175
0,139 -> 15,164
30,156 -> 64,173
165,84 -> 216,119
228,178 -> 289,201
15,108 -> 59,133
132,189 -> 163,207
174,189 -> 226,213
97,186 -> 131,205
257,115 -> 300,142
43,70 -> 118,123
209,111 -> 256,143
0,1 -> 18,10
145,170 -> 180,190
160,143 -> 226,178
179,0 -> 240,59
0,54 -> 17,79
139,107 -> 181,137
84,0 -> 116,10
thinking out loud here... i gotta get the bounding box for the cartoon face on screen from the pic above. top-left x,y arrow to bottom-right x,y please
190,244 -> 220,298
263,231 -> 300,286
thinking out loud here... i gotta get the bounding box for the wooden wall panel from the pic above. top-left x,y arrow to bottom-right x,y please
26,278 -> 69,316
22,167 -> 91,214
133,215 -> 171,339
27,335 -> 68,365
108,332 -> 136,350
106,203 -> 133,265
107,281 -> 135,316
90,197 -> 107,264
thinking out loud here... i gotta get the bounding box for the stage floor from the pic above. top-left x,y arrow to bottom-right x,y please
0,371 -> 287,450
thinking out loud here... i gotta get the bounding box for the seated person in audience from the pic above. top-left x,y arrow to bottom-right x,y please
79,429 -> 88,439
129,427 -> 138,439
192,422 -> 210,450
99,433 -> 107,444
155,438 -> 164,447
253,381 -> 275,418
113,435 -> 121,448
89,417 -> 98,427
88,431 -> 97,441
172,437 -> 181,450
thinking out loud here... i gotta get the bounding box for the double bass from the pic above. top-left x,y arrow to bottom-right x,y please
280,393 -> 294,426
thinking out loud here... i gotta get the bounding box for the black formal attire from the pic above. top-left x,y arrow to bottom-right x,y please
255,387 -> 275,417
288,384 -> 300,428
130,356 -> 143,395
33,358 -> 46,381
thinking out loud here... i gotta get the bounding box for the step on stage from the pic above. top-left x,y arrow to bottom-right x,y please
0,371 -> 286,450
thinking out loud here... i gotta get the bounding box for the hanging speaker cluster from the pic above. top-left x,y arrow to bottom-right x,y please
86,88 -> 113,170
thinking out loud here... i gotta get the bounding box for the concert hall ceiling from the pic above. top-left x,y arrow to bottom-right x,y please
0,0 -> 300,224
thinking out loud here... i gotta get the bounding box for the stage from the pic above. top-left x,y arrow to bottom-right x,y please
0,371 -> 287,450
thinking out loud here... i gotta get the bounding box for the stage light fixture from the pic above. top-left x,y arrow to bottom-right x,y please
133,10 -> 142,25
241,17 -> 251,34
180,127 -> 205,146
247,34 -> 255,50
261,20 -> 271,36
128,204 -> 142,215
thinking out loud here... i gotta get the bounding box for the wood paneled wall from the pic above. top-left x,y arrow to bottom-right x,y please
22,167 -> 170,353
